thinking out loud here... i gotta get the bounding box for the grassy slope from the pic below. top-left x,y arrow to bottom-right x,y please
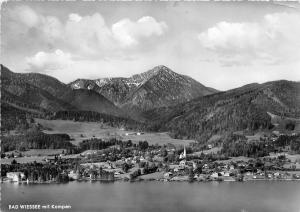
267,112 -> 300,133
35,118 -> 195,146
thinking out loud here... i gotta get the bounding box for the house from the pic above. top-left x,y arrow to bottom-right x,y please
219,171 -> 225,176
7,172 -> 24,182
211,172 -> 218,179
229,165 -> 235,171
164,172 -> 173,178
68,170 -> 80,180
179,160 -> 186,167
274,172 -> 280,178
203,164 -> 209,169
224,172 -> 230,177
114,172 -> 121,177
192,162 -> 197,170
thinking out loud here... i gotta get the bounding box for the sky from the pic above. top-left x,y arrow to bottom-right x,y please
1,1 -> 300,91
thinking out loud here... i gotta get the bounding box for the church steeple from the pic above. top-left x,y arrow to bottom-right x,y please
179,145 -> 186,159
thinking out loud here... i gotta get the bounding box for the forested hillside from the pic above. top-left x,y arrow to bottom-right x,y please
51,111 -> 145,130
1,129 -> 73,152
144,80 -> 300,142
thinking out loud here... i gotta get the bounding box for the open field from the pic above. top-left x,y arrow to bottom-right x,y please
123,132 -> 195,146
190,147 -> 222,156
0,156 -> 51,164
5,149 -> 65,157
35,118 -> 196,146
216,156 -> 253,164
0,153 -> 81,164
268,153 -> 300,163
139,171 -> 164,180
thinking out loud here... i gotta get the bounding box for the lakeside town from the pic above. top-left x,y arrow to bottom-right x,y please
2,130 -> 300,184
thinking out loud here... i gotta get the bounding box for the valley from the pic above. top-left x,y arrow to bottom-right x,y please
2,3 -> 300,212
1,64 -> 300,184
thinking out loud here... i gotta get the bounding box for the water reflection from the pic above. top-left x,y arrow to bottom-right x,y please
1,181 -> 300,212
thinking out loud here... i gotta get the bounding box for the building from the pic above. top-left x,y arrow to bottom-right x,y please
68,170 -> 80,180
179,160 -> 186,167
211,172 -> 219,179
164,172 -> 173,178
179,146 -> 186,159
6,172 -> 25,182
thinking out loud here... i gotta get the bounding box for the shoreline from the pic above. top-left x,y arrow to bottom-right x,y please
2,177 -> 300,184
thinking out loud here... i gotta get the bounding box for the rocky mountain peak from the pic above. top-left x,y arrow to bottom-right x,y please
68,65 -> 219,113
144,65 -> 176,78
148,65 -> 171,74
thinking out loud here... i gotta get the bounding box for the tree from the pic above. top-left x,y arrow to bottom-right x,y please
188,167 -> 194,182
286,122 -> 295,131
122,163 -> 130,173
138,141 -> 149,151
161,148 -> 168,157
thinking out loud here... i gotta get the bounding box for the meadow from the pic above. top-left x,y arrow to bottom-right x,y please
35,118 -> 195,146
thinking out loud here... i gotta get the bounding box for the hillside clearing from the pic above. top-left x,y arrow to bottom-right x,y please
267,112 -> 300,133
35,119 -> 195,146
4,149 -> 65,157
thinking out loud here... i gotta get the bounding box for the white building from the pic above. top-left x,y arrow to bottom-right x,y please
7,172 -> 24,182
179,160 -> 186,168
179,146 -> 186,159
211,172 -> 219,179
68,170 -> 80,180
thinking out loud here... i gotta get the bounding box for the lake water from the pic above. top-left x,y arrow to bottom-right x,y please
1,181 -> 300,212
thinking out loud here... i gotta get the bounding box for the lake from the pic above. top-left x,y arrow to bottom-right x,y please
1,181 -> 300,212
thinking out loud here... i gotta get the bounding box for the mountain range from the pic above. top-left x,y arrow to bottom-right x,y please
69,65 -> 217,115
1,64 -> 299,141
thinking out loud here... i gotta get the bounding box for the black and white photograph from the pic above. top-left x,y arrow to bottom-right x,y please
1,0 -> 300,211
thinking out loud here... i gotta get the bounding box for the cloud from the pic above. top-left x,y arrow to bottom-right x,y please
64,13 -> 115,56
26,49 -> 72,72
112,16 -> 168,47
5,6 -> 168,61
198,12 -> 300,66
9,5 -> 40,28
68,13 -> 82,22
41,16 -> 64,41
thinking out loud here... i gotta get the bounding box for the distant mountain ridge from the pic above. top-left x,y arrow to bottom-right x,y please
2,64 -> 298,144
144,80 -> 300,141
1,65 -> 124,117
70,65 -> 218,112
1,64 -> 218,125
1,66 -> 75,112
